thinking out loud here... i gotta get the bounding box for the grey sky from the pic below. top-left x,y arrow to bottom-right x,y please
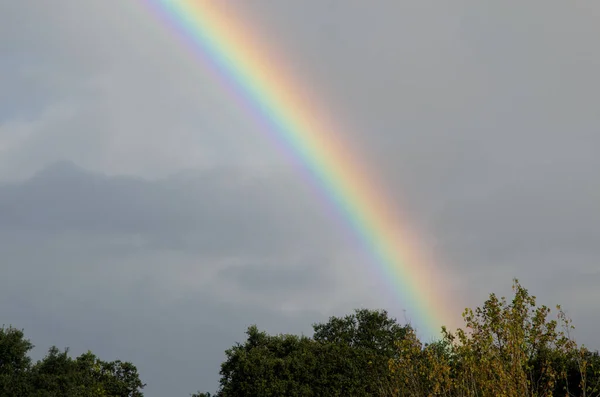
2,1 -> 600,395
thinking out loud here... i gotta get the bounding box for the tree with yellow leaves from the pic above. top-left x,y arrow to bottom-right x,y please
388,279 -> 600,397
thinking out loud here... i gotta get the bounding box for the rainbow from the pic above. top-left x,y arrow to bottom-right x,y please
143,0 -> 456,338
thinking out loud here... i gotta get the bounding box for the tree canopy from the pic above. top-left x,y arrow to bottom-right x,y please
3,279 -> 598,396
212,309 -> 410,397
389,280 -> 600,396
195,280 -> 600,397
0,326 -> 145,397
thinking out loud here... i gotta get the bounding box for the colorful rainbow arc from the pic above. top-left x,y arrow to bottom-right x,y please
143,0 -> 454,338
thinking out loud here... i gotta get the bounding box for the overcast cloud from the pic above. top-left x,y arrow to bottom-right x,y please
2,1 -> 600,395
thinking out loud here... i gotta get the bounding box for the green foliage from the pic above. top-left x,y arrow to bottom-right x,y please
92,357 -> 145,397
218,326 -> 316,396
312,309 -> 410,395
0,326 -> 145,397
28,347 -> 145,397
312,308 -> 408,351
214,309 -> 410,396
0,326 -> 34,396
388,278 -> 600,397
199,280 -> 599,397
3,280 -> 598,397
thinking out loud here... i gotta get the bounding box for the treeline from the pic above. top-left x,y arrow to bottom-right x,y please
2,279 -> 599,396
193,280 -> 600,397
0,327 -> 144,396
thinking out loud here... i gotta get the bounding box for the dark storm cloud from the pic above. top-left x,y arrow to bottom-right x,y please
0,161 -> 342,258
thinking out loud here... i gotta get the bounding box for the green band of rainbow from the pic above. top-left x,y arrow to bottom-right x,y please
144,0 -> 455,338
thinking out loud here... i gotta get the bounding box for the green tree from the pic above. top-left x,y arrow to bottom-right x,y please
92,356 -> 145,397
0,325 -> 34,396
312,308 -> 408,352
388,279 -> 600,397
193,281 -> 600,396
0,326 -> 145,396
312,309 -> 410,395
213,309 -> 409,396
29,346 -> 145,396
29,346 -> 101,396
218,325 -> 316,396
